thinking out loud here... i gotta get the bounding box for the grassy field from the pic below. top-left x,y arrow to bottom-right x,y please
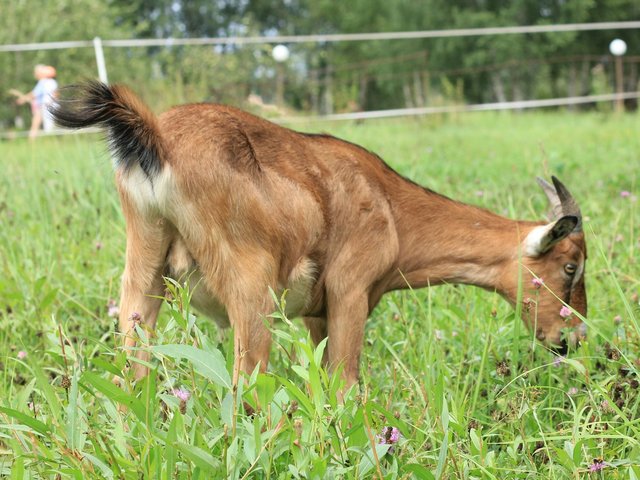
1,111 -> 639,478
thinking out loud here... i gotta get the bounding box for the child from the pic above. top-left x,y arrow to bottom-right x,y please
10,64 -> 58,140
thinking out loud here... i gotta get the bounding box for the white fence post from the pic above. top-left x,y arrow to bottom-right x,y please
93,37 -> 108,84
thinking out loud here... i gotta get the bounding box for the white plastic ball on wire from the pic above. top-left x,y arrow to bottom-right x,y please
609,38 -> 627,56
272,44 -> 290,62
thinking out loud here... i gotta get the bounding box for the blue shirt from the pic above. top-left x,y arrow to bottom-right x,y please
32,78 -> 58,107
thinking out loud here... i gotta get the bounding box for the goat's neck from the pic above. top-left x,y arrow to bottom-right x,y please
389,183 -> 535,292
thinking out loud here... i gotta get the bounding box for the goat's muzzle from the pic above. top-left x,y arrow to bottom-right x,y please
549,321 -> 587,356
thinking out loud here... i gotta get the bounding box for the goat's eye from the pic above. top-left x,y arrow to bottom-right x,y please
564,263 -> 577,275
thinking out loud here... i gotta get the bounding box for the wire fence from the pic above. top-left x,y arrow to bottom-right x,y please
3,21 -> 640,52
3,90 -> 639,140
2,21 -> 639,139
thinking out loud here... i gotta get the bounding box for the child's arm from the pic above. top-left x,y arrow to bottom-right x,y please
8,88 -> 33,105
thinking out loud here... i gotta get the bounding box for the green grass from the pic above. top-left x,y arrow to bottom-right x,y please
1,111 -> 639,478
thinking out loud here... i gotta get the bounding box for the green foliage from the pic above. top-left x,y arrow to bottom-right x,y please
1,111 -> 640,477
0,0 -> 131,127
3,1 -> 640,128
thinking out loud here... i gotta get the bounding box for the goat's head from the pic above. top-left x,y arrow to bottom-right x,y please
502,177 -> 587,353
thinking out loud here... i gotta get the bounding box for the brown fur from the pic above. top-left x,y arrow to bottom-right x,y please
52,83 -> 588,387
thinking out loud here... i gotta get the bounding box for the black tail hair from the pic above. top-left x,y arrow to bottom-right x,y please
50,81 -> 165,178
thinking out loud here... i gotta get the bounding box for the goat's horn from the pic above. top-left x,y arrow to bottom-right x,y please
551,176 -> 582,231
536,176 -> 582,232
536,177 -> 564,220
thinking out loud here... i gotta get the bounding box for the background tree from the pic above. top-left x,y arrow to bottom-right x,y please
2,0 -> 640,129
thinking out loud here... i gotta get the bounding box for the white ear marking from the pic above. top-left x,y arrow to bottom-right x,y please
524,224 -> 554,256
524,216 -> 577,256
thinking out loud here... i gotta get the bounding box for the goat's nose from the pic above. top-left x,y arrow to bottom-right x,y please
567,322 -> 587,348
578,321 -> 588,339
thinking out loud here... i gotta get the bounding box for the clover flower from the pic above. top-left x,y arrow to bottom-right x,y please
377,426 -> 402,453
17,351 -> 27,360
532,277 -> 544,289
171,387 -> 191,402
600,400 -> 613,414
107,299 -> 120,318
589,459 -> 606,473
171,387 -> 191,414
559,306 -> 572,319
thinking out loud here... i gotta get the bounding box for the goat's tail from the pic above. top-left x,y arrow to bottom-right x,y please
51,81 -> 165,178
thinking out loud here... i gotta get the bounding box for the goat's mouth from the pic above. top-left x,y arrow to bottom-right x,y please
550,339 -> 569,356
548,323 -> 587,356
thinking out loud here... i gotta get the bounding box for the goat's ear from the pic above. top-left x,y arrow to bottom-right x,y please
524,215 -> 578,256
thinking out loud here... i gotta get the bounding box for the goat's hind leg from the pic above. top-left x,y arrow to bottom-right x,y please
117,191 -> 173,381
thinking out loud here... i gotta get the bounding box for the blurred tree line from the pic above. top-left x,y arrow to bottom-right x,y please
2,0 -> 640,128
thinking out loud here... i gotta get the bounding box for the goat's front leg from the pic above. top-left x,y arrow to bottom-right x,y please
303,316 -> 327,346
326,291 -> 369,389
303,316 -> 329,364
225,291 -> 275,386
117,194 -> 172,380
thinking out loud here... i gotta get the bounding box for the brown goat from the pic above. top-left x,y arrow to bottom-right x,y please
51,82 -> 587,388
